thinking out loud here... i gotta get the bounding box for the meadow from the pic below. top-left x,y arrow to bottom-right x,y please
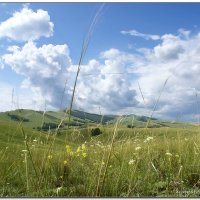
1,110 -> 200,197
1,4 -> 200,197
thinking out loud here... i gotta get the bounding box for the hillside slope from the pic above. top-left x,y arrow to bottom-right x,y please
0,109 -> 194,131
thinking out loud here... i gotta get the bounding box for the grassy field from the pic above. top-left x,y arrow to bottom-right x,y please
1,112 -> 200,197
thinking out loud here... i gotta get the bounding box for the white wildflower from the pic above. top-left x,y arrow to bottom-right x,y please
128,159 -> 135,165
56,187 -> 63,195
135,146 -> 141,151
144,136 -> 154,143
165,152 -> 172,157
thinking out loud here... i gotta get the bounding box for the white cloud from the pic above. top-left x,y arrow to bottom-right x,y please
153,34 -> 185,61
73,49 -> 141,114
131,31 -> 200,120
2,41 -> 72,110
3,42 -> 69,78
0,7 -> 54,42
121,29 -> 161,41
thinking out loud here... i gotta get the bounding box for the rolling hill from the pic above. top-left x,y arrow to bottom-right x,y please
0,109 -> 194,131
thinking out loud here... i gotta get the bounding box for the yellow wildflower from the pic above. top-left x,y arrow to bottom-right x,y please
63,160 -> 67,165
69,151 -> 74,157
82,153 -> 87,158
76,146 -> 81,153
81,144 -> 86,151
48,154 -> 52,160
66,145 -> 71,153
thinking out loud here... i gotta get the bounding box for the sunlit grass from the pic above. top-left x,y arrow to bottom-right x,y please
1,123 -> 200,197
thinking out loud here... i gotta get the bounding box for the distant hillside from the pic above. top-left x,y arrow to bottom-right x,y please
71,110 -> 116,123
108,114 -> 193,128
0,109 -> 194,131
0,109 -> 116,131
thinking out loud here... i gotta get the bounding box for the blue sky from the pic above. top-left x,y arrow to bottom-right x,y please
1,3 -> 200,121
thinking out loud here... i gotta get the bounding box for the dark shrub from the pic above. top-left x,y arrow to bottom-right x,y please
127,124 -> 135,128
8,114 -> 29,122
91,128 -> 102,136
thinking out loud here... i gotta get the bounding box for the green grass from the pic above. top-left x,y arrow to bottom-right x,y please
1,115 -> 200,197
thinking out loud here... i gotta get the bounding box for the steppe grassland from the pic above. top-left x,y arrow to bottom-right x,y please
1,118 -> 200,197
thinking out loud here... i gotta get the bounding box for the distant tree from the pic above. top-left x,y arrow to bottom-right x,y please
91,128 -> 102,136
127,125 -> 135,128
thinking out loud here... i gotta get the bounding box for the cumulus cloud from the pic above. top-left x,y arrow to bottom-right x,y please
121,29 -> 161,41
0,7 -> 54,42
153,34 -> 185,61
130,31 -> 200,120
73,49 -> 141,114
2,41 -> 72,110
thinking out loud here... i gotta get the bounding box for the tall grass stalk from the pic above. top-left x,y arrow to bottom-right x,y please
145,77 -> 170,130
137,81 -> 146,105
96,117 -> 122,196
95,145 -> 107,196
21,126 -> 40,187
37,132 -> 58,188
67,4 -> 104,127
24,145 -> 29,194
39,102 -> 46,141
